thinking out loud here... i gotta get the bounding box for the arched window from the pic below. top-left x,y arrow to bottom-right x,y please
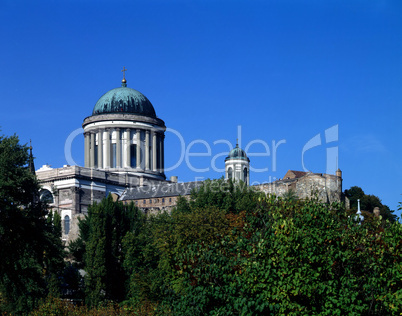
64,215 -> 70,235
40,189 -> 54,204
243,167 -> 248,184
228,167 -> 233,179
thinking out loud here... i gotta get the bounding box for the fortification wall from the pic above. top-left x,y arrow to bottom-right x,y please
254,173 -> 343,204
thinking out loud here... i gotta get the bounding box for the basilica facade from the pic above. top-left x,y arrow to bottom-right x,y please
36,76 -> 171,243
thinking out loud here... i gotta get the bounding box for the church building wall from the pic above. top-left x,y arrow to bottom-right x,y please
36,164 -> 169,243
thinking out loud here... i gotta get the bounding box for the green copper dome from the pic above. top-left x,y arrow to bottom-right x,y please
92,81 -> 156,118
225,144 -> 250,162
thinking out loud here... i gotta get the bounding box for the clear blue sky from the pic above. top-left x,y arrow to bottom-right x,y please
1,0 -> 401,216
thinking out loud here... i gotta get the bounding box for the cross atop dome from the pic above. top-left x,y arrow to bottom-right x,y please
121,66 -> 127,87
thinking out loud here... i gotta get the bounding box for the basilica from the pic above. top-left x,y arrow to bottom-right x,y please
36,72 -> 344,243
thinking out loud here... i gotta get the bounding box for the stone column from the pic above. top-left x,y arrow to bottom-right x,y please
84,132 -> 90,167
90,132 -> 95,168
104,129 -> 110,168
136,129 -> 141,169
124,129 -> 131,168
152,131 -> 157,171
97,129 -> 103,169
145,130 -> 150,170
116,128 -> 121,168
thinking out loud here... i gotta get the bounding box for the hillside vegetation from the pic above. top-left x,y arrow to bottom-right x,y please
1,134 -> 401,315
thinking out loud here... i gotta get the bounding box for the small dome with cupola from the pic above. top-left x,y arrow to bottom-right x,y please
225,142 -> 250,185
225,143 -> 250,162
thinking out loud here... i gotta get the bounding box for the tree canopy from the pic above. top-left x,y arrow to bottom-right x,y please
0,134 -> 64,314
32,177 -> 402,315
69,195 -> 143,307
178,178 -> 262,214
345,185 -> 397,222
2,133 -> 401,315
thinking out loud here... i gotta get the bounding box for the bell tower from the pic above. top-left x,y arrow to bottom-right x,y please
225,142 -> 250,185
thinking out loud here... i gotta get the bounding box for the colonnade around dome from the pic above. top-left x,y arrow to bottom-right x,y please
83,127 -> 165,178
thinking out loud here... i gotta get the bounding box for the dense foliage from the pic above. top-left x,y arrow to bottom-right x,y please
64,179 -> 402,315
171,197 -> 402,315
69,195 -> 142,307
0,134 -> 65,314
1,134 -> 401,315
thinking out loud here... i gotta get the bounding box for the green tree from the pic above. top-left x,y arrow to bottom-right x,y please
68,213 -> 90,270
344,186 -> 365,209
188,178 -> 260,214
74,196 -> 139,307
172,196 -> 402,315
0,134 -> 64,314
118,179 -> 261,311
44,211 -> 66,298
345,186 -> 397,222
122,210 -> 161,307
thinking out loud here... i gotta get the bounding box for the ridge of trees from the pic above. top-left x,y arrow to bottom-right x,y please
1,132 -> 402,315
64,178 -> 402,315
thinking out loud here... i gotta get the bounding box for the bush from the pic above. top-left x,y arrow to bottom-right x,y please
30,296 -> 157,316
169,196 -> 402,315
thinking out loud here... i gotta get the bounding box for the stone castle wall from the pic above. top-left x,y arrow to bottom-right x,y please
254,172 -> 343,204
